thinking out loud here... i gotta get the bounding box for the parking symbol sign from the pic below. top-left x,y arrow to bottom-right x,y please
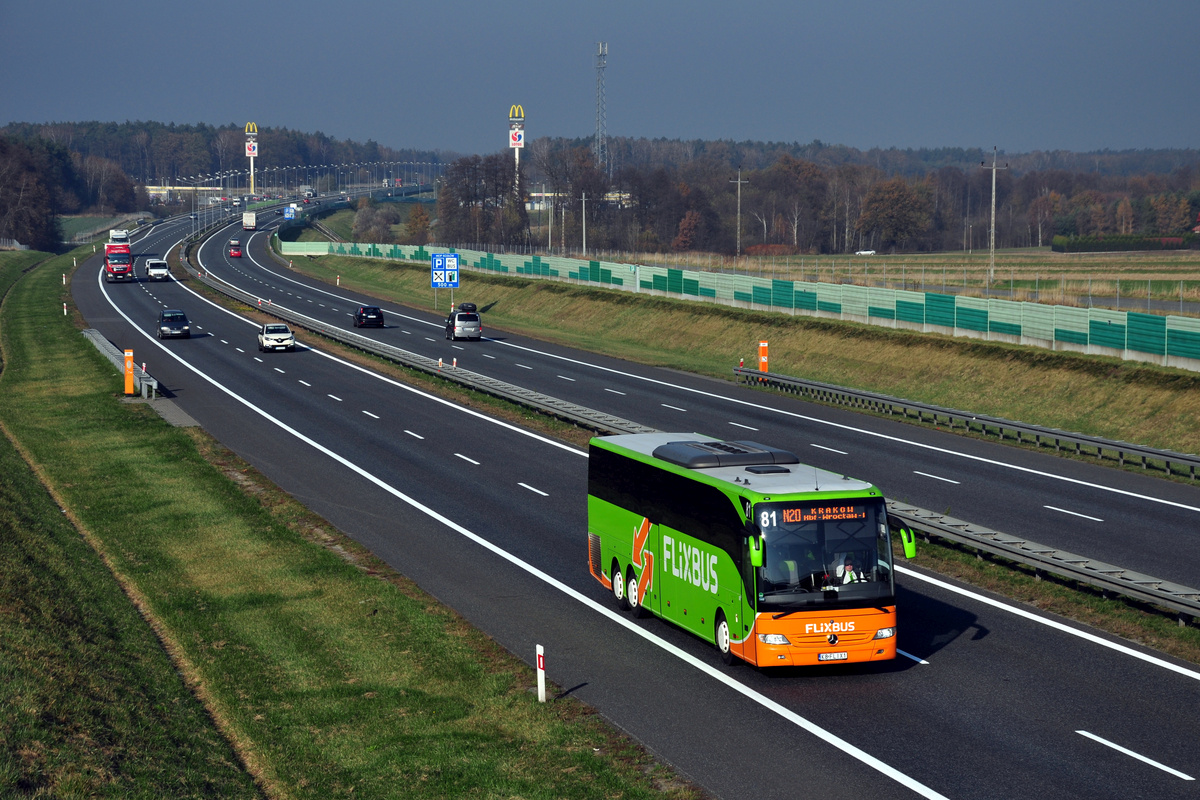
431,253 -> 460,288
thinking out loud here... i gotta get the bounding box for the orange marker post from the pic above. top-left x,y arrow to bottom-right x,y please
758,340 -> 768,380
124,349 -> 135,395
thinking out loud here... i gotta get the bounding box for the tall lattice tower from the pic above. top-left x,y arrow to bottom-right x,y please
594,42 -> 608,176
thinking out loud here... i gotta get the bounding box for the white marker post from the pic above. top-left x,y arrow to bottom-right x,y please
536,644 -> 546,703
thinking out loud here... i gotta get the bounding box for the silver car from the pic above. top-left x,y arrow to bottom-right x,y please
445,302 -> 482,341
257,323 -> 295,352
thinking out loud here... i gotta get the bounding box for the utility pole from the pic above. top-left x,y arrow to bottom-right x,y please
981,147 -> 1008,285
581,192 -> 587,256
730,167 -> 748,258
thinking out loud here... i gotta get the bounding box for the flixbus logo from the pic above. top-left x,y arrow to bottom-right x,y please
662,534 -> 718,594
806,620 -> 856,635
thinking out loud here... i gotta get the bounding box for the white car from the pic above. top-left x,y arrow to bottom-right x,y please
144,259 -> 170,281
855,250 -> 876,256
257,323 -> 296,352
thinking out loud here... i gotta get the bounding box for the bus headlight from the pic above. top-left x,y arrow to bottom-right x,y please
757,633 -> 791,646
872,627 -> 896,640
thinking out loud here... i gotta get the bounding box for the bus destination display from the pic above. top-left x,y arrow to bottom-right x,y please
783,505 -> 867,523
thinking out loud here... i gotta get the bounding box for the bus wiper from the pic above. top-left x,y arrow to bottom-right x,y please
772,610 -> 798,619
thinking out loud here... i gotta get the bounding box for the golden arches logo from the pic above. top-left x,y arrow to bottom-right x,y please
508,104 -> 524,121
244,122 -> 258,135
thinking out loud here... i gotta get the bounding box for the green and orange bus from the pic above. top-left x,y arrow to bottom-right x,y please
587,433 -> 900,667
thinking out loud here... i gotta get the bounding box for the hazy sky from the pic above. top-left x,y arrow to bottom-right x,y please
3,0 -> 1195,157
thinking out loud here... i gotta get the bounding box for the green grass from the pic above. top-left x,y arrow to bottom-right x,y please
0,253 -> 700,798
319,209 -> 356,241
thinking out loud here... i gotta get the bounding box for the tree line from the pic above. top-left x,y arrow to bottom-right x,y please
434,136 -> 1200,255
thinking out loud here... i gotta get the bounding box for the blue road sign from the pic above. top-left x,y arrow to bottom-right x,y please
431,253 -> 460,288
284,207 -> 295,220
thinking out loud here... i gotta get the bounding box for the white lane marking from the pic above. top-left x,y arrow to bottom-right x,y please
519,482 -> 549,497
452,345 -> 464,351
488,341 -> 1200,515
319,303 -> 326,307
235,348 -> 244,353
729,422 -> 758,431
811,444 -> 849,455
482,353 -> 496,359
516,363 -> 533,370
274,368 -> 285,374
298,380 -> 311,387
402,330 -> 410,334
914,471 -> 960,485
1075,731 -> 1194,780
557,375 -> 576,382
455,453 -> 480,465
605,388 -> 626,395
404,430 -> 424,439
220,339 -> 228,344
425,337 -> 436,342
1045,505 -> 1103,522
362,411 -> 380,419
662,403 -> 687,412
897,565 -> 1200,683
253,357 -> 263,363
897,649 -> 929,665
328,394 -> 343,402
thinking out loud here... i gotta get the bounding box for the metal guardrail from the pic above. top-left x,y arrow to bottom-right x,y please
887,502 -> 1200,622
81,328 -> 158,398
175,230 -> 1200,624
734,366 -> 1200,481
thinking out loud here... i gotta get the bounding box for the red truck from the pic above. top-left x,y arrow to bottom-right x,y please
104,241 -> 134,282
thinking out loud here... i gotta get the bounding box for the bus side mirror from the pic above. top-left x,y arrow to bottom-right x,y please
746,525 -> 764,568
900,527 -> 917,559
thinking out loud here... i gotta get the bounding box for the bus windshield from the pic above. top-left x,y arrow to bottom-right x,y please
754,500 -> 893,610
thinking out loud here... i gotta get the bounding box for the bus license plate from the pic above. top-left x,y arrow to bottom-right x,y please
818,652 -> 848,662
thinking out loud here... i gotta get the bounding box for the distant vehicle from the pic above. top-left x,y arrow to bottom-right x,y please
232,199 -> 242,209
104,242 -> 134,282
353,306 -> 384,328
109,229 -> 130,244
275,209 -> 284,215
228,238 -> 242,258
855,250 -> 876,256
242,211 -> 257,230
257,323 -> 295,352
156,309 -> 191,339
445,302 -> 482,341
144,259 -> 170,281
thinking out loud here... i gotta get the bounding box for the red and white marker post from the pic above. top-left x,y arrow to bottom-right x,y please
536,644 -> 546,703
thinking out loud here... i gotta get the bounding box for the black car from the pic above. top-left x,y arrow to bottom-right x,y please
353,305 -> 385,328
157,309 -> 191,339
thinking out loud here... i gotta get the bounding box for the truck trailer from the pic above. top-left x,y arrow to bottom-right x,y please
242,211 -> 257,230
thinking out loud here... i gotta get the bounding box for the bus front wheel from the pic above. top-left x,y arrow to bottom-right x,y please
611,561 -> 628,609
715,612 -> 735,665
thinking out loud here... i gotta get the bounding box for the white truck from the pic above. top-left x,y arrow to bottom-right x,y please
242,211 -> 257,231
109,229 -> 130,244
144,259 -> 170,281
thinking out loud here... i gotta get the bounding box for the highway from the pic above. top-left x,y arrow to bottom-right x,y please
71,212 -> 1200,799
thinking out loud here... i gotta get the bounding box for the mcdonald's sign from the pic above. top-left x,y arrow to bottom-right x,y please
508,104 -> 524,122
244,121 -> 258,136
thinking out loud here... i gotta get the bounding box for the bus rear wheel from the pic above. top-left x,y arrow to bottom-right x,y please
626,570 -> 647,618
611,560 -> 628,609
715,612 -> 735,665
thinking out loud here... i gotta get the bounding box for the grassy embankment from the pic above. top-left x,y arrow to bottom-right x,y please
0,249 -> 701,798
